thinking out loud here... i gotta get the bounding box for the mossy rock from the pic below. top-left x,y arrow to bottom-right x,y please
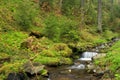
41,50 -> 56,57
34,56 -> 60,66
50,43 -> 72,57
33,55 -> 73,66
59,57 -> 73,65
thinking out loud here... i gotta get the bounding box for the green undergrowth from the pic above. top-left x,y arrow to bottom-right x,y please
94,40 -> 120,79
106,41 -> 120,72
0,31 -> 73,79
42,14 -> 80,42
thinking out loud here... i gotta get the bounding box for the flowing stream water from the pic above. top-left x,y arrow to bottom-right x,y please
47,37 -> 120,80
47,52 -> 98,80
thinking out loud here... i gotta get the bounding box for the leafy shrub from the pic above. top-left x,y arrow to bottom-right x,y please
15,0 -> 39,31
102,30 -> 118,40
42,14 -> 79,42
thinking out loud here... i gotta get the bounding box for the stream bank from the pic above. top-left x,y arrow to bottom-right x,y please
5,37 -> 120,80
46,37 -> 120,80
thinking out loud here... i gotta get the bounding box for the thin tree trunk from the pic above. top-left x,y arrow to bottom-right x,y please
81,0 -> 84,25
110,0 -> 113,21
59,0 -> 63,14
81,0 -> 84,8
98,0 -> 102,33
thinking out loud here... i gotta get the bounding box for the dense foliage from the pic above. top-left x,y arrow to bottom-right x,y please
43,14 -> 79,42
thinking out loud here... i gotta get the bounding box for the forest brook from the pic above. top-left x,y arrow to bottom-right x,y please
0,0 -> 120,80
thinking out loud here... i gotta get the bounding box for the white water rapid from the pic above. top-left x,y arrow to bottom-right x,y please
68,52 -> 98,70
78,52 -> 98,61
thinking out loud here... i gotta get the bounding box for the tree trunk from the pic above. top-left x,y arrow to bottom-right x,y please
110,0 -> 114,21
81,0 -> 84,8
81,0 -> 84,25
59,0 -> 63,14
59,0 -> 62,10
98,0 -> 102,33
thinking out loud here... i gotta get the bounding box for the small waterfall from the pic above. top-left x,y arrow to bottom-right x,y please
68,52 -> 98,69
82,52 -> 98,58
79,52 -> 98,61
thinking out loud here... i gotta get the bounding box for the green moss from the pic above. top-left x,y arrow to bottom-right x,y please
41,50 -> 56,57
40,69 -> 48,76
59,57 -> 73,65
0,31 -> 27,48
34,55 -> 60,65
33,54 -> 72,66
0,31 -> 28,55
0,62 -> 23,77
50,43 -> 72,57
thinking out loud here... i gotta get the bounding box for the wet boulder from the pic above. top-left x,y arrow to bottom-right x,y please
87,63 -> 95,70
93,68 -> 110,79
86,63 -> 96,73
23,61 -> 45,75
6,72 -> 27,80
